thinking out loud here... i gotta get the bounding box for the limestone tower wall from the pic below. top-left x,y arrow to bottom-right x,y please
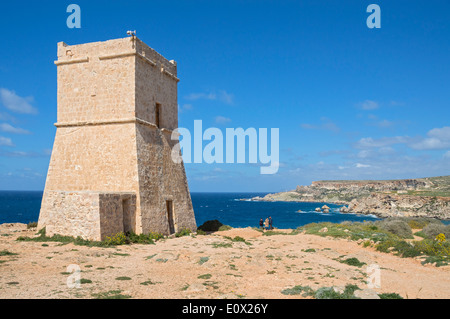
38,37 -> 196,240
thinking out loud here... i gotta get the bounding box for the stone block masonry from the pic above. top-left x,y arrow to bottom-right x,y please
38,36 -> 196,240
39,191 -> 136,241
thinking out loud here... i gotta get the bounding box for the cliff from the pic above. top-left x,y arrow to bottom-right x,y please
341,193 -> 450,219
250,176 -> 450,219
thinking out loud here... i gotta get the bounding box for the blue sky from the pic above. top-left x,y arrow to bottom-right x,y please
0,0 -> 449,192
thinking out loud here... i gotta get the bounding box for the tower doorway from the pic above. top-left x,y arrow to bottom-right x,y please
166,200 -> 175,234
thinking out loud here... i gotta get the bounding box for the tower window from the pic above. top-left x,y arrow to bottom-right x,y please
155,103 -> 161,128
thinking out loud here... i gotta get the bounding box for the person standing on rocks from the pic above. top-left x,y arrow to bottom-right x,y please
264,218 -> 270,231
269,216 -> 273,230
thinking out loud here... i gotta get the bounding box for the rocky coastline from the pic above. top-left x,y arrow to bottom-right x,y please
249,176 -> 450,220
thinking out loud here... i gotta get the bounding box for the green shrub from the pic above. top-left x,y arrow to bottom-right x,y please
112,252 -> 130,257
338,257 -> 366,268
37,227 -> 46,236
17,228 -> 162,247
406,217 -> 440,230
413,231 -> 427,239
92,290 -> 131,299
375,239 -> 397,253
393,241 -> 422,258
300,219 -> 449,265
421,223 -> 450,240
148,231 -> 164,241
375,219 -> 414,239
17,232 -> 106,247
126,232 -> 155,245
342,284 -> 360,295
281,285 -> 315,297
378,293 -> 403,299
197,220 -> 225,232
414,238 -> 450,257
362,240 -> 372,248
128,231 -> 164,242
175,228 -> 192,237
115,276 -> 132,281
18,226 -> 111,247
262,230 -> 288,236
211,242 -> 233,248
224,236 -> 252,245
315,288 -> 337,298
315,284 -> 360,299
420,255 -> 449,267
301,221 -> 396,243
376,238 -> 421,258
198,257 -> 209,265
27,222 -> 38,229
104,232 -> 127,245
0,250 -> 18,256
280,284 -> 401,299
301,222 -> 350,239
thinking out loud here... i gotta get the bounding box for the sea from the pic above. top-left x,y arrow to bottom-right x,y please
0,191 -> 381,229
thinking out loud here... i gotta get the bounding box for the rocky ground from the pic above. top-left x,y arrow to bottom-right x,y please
1,223 -> 449,299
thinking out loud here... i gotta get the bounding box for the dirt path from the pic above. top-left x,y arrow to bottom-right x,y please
0,224 -> 449,299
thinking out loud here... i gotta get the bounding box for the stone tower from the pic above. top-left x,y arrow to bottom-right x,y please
38,36 -> 196,240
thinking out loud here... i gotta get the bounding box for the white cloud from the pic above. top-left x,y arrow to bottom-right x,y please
355,136 -> 409,149
0,136 -> 14,146
410,137 -> 448,150
0,150 -> 40,157
390,101 -> 405,107
443,151 -> 450,159
378,146 -> 396,155
0,123 -> 31,134
357,150 -> 372,159
184,90 -> 234,105
377,119 -> 394,128
409,126 -> 450,150
0,112 -> 16,122
299,123 -> 312,129
355,127 -> 450,151
359,100 -> 379,110
178,104 -> 193,114
185,92 -> 216,101
218,90 -> 234,105
0,88 -> 37,114
215,116 -> 231,124
356,163 -> 371,168
429,126 -> 450,140
365,113 -> 396,129
301,118 -> 340,133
